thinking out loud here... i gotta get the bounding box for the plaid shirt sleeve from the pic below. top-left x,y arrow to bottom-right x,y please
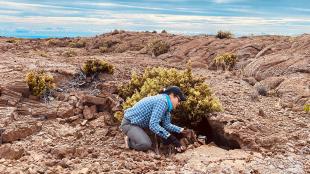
162,112 -> 182,133
149,100 -> 171,139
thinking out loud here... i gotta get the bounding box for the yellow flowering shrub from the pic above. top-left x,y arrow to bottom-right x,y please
117,62 -> 223,126
25,70 -> 56,96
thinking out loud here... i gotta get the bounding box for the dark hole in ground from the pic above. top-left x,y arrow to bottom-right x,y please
193,118 -> 241,150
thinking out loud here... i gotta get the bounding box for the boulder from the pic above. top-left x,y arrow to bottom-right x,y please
80,95 -> 118,112
83,105 -> 97,120
5,81 -> 30,97
2,121 -> 42,143
0,144 -> 24,159
0,86 -> 22,106
57,102 -> 74,118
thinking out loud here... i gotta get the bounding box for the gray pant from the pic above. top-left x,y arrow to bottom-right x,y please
120,118 -> 152,151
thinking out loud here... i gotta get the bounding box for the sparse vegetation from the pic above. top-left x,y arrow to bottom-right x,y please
46,39 -> 67,47
6,39 -> 21,44
213,53 -> 237,70
81,59 -> 114,76
62,50 -> 77,57
25,70 -> 56,96
96,39 -> 120,53
304,104 -> 310,113
99,46 -> 109,53
216,31 -> 233,39
161,30 -> 167,34
146,40 -> 170,57
68,39 -> 86,48
117,62 -> 222,127
111,29 -> 120,35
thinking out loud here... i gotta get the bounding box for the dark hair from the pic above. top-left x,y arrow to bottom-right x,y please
159,87 -> 173,95
159,86 -> 186,101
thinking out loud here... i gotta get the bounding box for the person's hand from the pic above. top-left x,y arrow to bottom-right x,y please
164,135 -> 181,147
181,128 -> 194,137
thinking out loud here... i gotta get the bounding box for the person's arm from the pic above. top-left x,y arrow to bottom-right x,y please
149,100 -> 171,139
162,112 -> 183,133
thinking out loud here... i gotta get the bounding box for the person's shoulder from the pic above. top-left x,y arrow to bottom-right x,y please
153,94 -> 166,100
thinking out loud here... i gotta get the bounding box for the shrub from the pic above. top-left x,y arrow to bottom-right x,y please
213,53 -> 237,70
81,59 -> 114,76
95,39 -> 120,52
99,46 -> 109,53
216,31 -> 233,39
46,39 -> 67,47
68,40 -> 86,48
146,40 -> 170,57
111,29 -> 120,35
161,30 -> 167,34
62,50 -> 77,57
304,104 -> 310,113
25,70 -> 55,96
117,62 -> 223,127
6,39 -> 21,44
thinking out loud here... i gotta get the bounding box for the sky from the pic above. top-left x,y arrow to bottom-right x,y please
0,0 -> 309,38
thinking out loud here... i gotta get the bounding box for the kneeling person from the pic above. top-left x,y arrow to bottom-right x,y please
120,86 -> 187,152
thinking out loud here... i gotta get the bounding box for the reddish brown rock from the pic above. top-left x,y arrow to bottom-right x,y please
0,107 -> 16,127
57,102 -> 74,118
83,105 -> 97,120
2,121 -> 42,143
5,81 -> 30,98
0,86 -> 22,106
81,95 -> 118,112
0,144 -> 24,159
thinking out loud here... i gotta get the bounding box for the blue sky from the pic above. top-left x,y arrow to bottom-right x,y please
0,0 -> 309,38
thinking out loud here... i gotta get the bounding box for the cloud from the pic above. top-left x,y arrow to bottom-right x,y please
211,0 -> 247,3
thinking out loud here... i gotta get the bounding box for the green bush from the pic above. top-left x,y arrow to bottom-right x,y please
25,70 -> 55,96
146,40 -> 170,57
81,59 -> 114,76
304,104 -> 310,113
216,31 -> 233,39
117,62 -> 222,127
213,53 -> 237,70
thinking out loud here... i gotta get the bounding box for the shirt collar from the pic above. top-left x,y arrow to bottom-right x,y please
164,94 -> 173,112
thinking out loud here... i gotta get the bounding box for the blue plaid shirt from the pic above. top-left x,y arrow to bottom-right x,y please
124,94 -> 183,139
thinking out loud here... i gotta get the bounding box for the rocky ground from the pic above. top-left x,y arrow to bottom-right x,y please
0,31 -> 309,173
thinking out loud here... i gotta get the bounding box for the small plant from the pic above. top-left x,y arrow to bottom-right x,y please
68,40 -> 86,48
62,50 -> 77,57
6,39 -> 21,44
99,46 -> 109,53
38,51 -> 48,57
25,70 -> 56,96
117,62 -> 222,127
81,59 -> 114,76
216,31 -> 233,39
161,30 -> 167,34
46,39 -> 67,47
304,104 -> 310,113
111,29 -> 120,35
213,53 -> 237,70
146,40 -> 170,57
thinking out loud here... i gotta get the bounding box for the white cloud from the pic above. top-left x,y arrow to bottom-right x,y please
212,0 -> 248,4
